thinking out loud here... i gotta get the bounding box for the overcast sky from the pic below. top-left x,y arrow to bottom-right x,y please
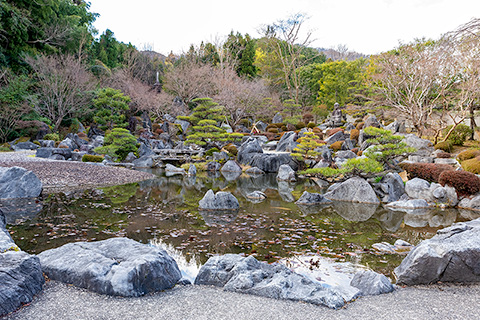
89,0 -> 480,55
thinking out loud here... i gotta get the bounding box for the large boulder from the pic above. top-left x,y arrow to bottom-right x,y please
403,134 -> 434,156
395,219 -> 480,285
325,131 -> 348,146
0,167 -> 42,199
275,131 -> 297,152
165,163 -> 185,175
38,238 -> 181,296
199,190 -> 239,211
36,147 -> 54,159
132,155 -> 154,168
0,251 -> 44,317
250,153 -> 298,173
194,254 -> 345,309
363,115 -> 382,129
405,178 -> 457,206
373,172 -> 405,203
11,141 -> 39,151
324,177 -> 379,204
237,137 -> 263,165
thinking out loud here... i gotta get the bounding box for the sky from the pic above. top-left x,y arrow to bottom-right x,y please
89,0 -> 480,56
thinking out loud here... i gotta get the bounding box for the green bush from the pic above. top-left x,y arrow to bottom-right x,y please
434,140 -> 454,152
82,154 -> 104,162
94,128 -> 138,162
443,124 -> 472,146
43,133 -> 60,141
330,141 -> 343,151
292,131 -> 324,160
307,122 -> 316,129
363,127 -> 415,166
301,157 -> 383,178
205,147 -> 220,157
295,121 -> 306,130
93,88 -> 130,130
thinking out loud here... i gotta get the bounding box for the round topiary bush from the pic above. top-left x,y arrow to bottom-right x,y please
457,149 -> 480,162
296,121 -> 306,130
223,143 -> 238,156
326,128 -> 344,137
82,154 -> 104,162
439,170 -> 480,196
205,147 -> 220,157
307,122 -> 316,129
350,128 -> 360,141
434,141 -> 454,153
330,141 -> 343,151
461,156 -> 480,174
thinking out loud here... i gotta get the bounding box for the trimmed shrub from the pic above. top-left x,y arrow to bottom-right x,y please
356,122 -> 364,130
439,170 -> 480,196
326,128 -> 344,137
443,124 -> 472,146
205,147 -> 220,157
307,122 -> 316,129
93,128 -> 138,162
82,154 -> 104,162
296,121 -> 306,130
399,162 -> 454,183
461,156 -> 480,174
43,133 -> 60,141
434,141 -> 453,153
330,141 -> 343,151
267,128 -> 279,134
457,149 -> 480,162
350,128 -> 360,141
223,144 -> 238,156
436,152 -> 451,159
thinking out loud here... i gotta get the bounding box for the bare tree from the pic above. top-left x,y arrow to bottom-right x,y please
371,40 -> 452,137
26,54 -> 96,131
261,13 -> 318,105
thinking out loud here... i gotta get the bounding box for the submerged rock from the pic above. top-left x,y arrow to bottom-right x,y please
194,254 -> 345,309
395,218 -> 480,285
38,238 -> 181,296
276,164 -> 296,182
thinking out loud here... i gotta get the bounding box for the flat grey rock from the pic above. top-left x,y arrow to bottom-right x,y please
324,176 -> 379,204
38,238 -> 181,297
350,270 -> 394,296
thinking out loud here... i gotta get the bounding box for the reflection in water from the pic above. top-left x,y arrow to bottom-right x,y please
6,171 -> 478,277
150,238 -> 201,283
0,198 -> 43,224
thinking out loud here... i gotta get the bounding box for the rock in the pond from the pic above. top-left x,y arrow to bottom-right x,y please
165,163 -> 185,175
221,160 -> 242,172
0,167 -> 42,199
187,164 -> 197,176
38,238 -> 181,296
295,191 -> 332,205
194,254 -> 345,309
0,251 -> 44,317
386,199 -> 431,210
199,190 -> 239,211
246,191 -> 267,201
395,218 -> 480,285
372,240 -> 414,255
245,167 -> 265,175
276,164 -> 296,182
324,177 -> 379,204
350,270 -> 394,296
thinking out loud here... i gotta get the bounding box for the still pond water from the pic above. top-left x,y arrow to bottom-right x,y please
5,170 -> 479,283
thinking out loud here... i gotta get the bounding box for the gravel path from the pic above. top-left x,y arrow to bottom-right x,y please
0,151 -> 154,192
4,281 -> 480,320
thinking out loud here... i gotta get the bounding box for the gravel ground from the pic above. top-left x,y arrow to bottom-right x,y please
4,281 -> 480,320
0,151 -> 154,192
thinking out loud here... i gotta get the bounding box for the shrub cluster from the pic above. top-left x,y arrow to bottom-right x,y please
330,141 -> 343,151
399,162 -> 454,183
350,128 -> 360,141
457,149 -> 480,162
223,144 -> 238,156
43,133 -> 60,141
439,170 -> 480,196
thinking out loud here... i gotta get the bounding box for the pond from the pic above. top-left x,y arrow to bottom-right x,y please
4,170 -> 479,283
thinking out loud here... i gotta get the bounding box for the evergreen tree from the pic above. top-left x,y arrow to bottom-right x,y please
93,88 -> 130,130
